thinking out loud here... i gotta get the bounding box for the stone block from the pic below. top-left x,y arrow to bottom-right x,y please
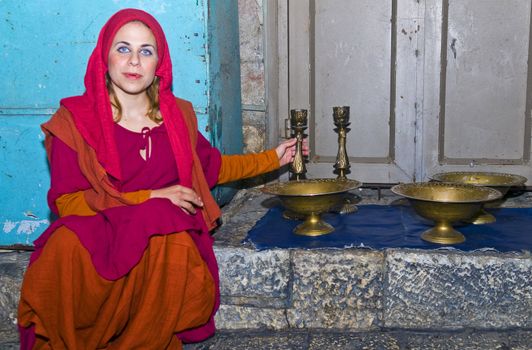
215,247 -> 290,308
287,249 -> 384,329
215,305 -> 288,330
384,249 -> 532,329
0,251 -> 29,343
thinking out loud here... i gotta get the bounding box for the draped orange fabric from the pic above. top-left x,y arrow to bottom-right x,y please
19,228 -> 215,350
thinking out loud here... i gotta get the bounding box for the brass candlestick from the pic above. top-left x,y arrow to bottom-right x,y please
282,109 -> 308,220
333,106 -> 351,179
289,109 -> 308,181
332,106 -> 358,214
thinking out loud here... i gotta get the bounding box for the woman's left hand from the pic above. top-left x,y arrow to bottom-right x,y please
275,138 -> 309,167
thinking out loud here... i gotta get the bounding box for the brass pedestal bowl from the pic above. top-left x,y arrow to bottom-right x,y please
262,178 -> 361,236
391,182 -> 502,244
431,172 -> 527,224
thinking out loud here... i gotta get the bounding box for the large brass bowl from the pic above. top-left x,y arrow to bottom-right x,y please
391,182 -> 502,244
261,178 -> 361,236
430,172 -> 527,224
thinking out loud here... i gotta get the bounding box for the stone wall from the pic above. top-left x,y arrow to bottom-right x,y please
214,247 -> 532,331
238,0 -> 267,153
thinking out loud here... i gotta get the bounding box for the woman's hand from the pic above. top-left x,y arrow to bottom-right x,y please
275,137 -> 309,167
150,185 -> 203,214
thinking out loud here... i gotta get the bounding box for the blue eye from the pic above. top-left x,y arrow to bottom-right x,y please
117,46 -> 130,54
140,48 -> 153,56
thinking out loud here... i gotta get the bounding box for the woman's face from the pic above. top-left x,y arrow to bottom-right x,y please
107,21 -> 158,97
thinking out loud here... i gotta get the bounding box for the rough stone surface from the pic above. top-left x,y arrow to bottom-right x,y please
0,251 -> 28,344
184,330 -> 309,350
214,305 -> 288,330
215,189 -> 273,247
182,329 -> 532,350
238,0 -> 265,107
384,249 -> 532,329
402,329 -> 532,350
308,331 -> 401,349
3,329 -> 531,349
243,123 -> 264,154
242,110 -> 268,153
287,249 -> 385,329
215,247 -> 290,308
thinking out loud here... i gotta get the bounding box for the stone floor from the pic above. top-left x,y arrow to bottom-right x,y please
182,329 -> 532,350
1,329 -> 530,349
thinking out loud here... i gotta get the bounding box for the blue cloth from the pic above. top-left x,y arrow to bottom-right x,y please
244,205 -> 532,252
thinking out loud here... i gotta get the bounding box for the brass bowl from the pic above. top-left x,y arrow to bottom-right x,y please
430,172 -> 527,224
261,178 -> 361,236
391,182 -> 502,244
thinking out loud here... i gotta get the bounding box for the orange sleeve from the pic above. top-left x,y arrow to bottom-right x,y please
218,149 -> 280,184
56,190 -> 151,217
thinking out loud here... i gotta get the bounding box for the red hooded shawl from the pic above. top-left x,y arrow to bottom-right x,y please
62,9 -> 193,186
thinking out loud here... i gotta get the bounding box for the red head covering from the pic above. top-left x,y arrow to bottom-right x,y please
61,8 -> 193,186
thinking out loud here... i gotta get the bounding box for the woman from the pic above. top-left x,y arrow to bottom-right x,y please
18,8 -> 301,349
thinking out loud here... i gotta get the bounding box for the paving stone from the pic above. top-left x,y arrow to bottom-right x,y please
184,330 -> 309,350
183,329 -> 532,350
287,249 -> 384,329
402,329 -> 532,350
215,247 -> 290,308
384,249 -> 532,329
308,331 -> 401,349
0,251 -> 29,344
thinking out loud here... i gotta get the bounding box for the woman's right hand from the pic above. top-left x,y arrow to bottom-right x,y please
150,185 -> 204,214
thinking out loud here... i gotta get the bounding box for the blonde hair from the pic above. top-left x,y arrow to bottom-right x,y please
107,74 -> 162,123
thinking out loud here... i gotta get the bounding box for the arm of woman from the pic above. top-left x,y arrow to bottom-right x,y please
49,137 -> 151,217
55,190 -> 151,217
217,138 -> 302,185
218,150 -> 279,185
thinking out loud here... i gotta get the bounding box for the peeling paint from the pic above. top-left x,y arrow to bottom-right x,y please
23,211 -> 38,219
3,219 -> 49,244
16,219 -> 48,235
3,220 -> 16,233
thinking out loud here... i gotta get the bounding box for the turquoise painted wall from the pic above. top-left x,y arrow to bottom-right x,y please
0,0 -> 242,245
208,1 -> 243,204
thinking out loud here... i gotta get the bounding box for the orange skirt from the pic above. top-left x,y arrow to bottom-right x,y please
18,227 -> 215,349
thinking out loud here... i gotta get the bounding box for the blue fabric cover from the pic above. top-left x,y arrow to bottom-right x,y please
244,205 -> 532,252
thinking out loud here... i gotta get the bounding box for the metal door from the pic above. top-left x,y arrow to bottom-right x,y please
422,0 -> 532,181
278,0 -> 532,184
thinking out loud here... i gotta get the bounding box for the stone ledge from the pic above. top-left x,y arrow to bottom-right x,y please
214,246 -> 531,331
384,249 -> 532,329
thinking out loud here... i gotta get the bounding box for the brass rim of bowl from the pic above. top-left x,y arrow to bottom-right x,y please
261,178 -> 362,197
390,182 -> 502,203
430,171 -> 527,187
